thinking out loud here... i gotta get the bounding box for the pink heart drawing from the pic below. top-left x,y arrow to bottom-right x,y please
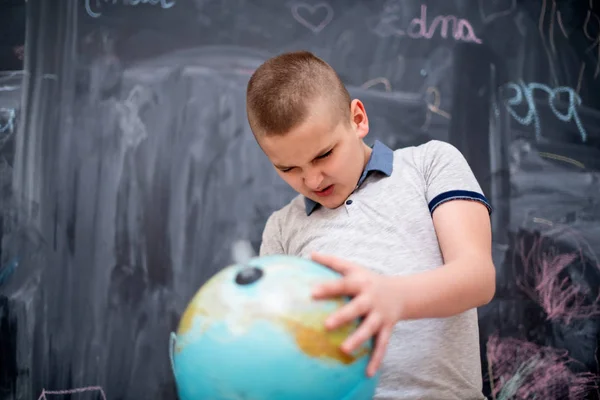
291,2 -> 334,34
479,0 -> 516,24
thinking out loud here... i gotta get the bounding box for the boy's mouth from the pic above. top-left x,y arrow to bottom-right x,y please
314,184 -> 334,197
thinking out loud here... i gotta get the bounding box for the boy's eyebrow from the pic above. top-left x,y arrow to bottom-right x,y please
274,145 -> 333,169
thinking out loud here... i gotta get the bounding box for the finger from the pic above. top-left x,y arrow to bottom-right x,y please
311,252 -> 355,275
312,276 -> 361,299
340,311 -> 382,355
366,324 -> 393,377
324,294 -> 371,330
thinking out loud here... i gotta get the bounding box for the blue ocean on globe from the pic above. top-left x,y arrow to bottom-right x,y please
170,254 -> 380,400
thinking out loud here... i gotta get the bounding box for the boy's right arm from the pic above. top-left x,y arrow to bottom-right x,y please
259,213 -> 284,256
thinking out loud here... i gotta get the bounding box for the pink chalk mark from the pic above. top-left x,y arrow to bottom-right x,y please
37,386 -> 107,400
408,5 -> 482,44
486,334 -> 598,399
515,233 -> 600,325
13,45 -> 24,61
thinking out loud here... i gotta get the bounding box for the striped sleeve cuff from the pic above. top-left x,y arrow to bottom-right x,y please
428,190 -> 492,215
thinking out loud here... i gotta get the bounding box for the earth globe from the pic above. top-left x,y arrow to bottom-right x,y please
170,254 -> 380,400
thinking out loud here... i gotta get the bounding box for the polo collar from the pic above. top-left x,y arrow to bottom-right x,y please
304,140 -> 393,215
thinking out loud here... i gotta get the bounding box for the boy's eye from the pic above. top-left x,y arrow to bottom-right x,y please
280,168 -> 292,173
317,150 -> 332,159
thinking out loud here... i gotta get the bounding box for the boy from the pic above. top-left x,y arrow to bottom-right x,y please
246,51 -> 495,400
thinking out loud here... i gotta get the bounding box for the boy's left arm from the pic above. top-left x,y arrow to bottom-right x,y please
311,140 -> 496,376
394,195 -> 496,320
391,139 -> 496,319
311,199 -> 495,376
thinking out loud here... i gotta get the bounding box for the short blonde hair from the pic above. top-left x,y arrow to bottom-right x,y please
246,51 -> 351,136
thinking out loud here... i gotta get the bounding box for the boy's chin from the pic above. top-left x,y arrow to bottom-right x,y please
315,196 -> 345,210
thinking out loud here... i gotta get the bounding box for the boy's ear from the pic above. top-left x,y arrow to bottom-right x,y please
350,99 -> 369,138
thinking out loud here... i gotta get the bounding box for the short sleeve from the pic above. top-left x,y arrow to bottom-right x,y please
259,212 -> 285,256
420,140 -> 492,215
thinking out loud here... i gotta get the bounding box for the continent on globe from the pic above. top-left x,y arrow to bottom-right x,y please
170,255 -> 380,400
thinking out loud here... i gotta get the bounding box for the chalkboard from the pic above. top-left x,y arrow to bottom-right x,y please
0,1 -> 26,72
0,0 -> 599,399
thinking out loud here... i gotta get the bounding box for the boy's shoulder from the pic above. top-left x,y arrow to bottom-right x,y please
392,139 -> 464,164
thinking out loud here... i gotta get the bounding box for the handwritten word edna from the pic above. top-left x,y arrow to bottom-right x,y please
85,0 -> 175,18
374,4 -> 481,44
505,81 -> 587,143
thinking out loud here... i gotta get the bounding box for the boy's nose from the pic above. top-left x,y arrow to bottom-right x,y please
303,169 -> 324,191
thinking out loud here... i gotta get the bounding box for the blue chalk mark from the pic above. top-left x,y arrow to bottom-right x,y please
0,258 -> 19,286
85,0 -> 176,19
504,80 -> 587,143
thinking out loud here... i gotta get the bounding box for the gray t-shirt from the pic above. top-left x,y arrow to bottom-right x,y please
260,139 -> 491,400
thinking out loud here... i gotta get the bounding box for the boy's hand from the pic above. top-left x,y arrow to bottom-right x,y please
310,252 -> 402,377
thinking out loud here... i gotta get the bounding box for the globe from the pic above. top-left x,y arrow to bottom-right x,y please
170,254 -> 380,400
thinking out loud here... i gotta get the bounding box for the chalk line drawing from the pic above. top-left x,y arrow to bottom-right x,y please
486,335 -> 598,400
421,86 -> 451,131
583,4 -> 600,78
550,0 -> 557,56
360,77 -> 392,92
85,0 -> 176,18
537,151 -> 585,169
538,0 -> 559,86
13,45 -> 24,60
291,2 -> 334,34
557,8 -> 569,38
515,232 -> 600,325
38,386 -> 107,400
0,108 -> 16,134
576,63 -> 586,94
115,85 -> 154,148
479,0 -> 517,24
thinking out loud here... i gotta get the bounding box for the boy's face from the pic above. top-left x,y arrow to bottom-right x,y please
258,98 -> 371,209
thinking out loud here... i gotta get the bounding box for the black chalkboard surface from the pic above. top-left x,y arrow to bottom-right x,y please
0,0 -> 599,399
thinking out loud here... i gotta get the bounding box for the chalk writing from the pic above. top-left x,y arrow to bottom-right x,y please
515,233 -> 600,325
486,335 -> 598,400
360,77 -> 392,92
421,86 -> 451,131
0,108 -> 16,134
37,386 -> 106,400
85,0 -> 175,18
532,219 -> 600,268
425,86 -> 450,119
408,6 -> 482,44
290,2 -> 333,34
576,63 -> 586,94
479,0 -> 516,24
540,0 -> 564,87
0,258 -> 18,286
583,4 -> 600,78
13,45 -> 24,61
538,151 -> 585,169
115,85 -> 153,147
371,4 -> 481,44
504,81 -> 587,143
557,8 -> 569,38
